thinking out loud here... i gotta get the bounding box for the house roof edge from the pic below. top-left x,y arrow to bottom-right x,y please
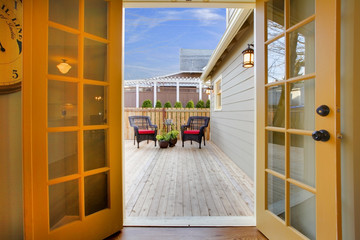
200,8 -> 253,83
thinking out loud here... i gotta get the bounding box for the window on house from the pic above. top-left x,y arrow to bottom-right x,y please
214,77 -> 222,110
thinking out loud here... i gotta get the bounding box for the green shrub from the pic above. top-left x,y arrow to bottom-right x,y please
196,100 -> 205,108
174,101 -> 182,108
206,99 -> 210,108
164,101 -> 172,108
186,100 -> 194,108
155,100 -> 162,108
142,99 -> 152,108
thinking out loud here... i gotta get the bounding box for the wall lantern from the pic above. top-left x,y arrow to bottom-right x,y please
57,59 -> 72,74
242,44 -> 254,68
205,86 -> 213,95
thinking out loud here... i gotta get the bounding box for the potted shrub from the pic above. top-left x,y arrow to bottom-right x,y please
186,100 -> 194,108
168,130 -> 179,147
196,100 -> 205,108
155,100 -> 162,108
174,101 -> 182,108
142,99 -> 152,108
156,131 -> 170,148
164,101 -> 172,108
206,99 -> 210,108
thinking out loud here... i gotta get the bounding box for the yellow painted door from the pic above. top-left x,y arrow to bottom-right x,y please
256,0 -> 341,239
23,0 -> 123,239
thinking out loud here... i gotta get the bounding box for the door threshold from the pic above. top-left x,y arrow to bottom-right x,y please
124,216 -> 256,227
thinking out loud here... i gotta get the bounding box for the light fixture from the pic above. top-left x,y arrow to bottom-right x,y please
94,96 -> 103,101
57,59 -> 72,74
205,86 -> 213,95
242,44 -> 254,68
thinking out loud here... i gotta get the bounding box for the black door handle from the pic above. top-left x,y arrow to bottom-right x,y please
312,130 -> 330,142
316,105 -> 330,117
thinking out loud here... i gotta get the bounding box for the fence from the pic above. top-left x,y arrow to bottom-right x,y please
124,108 -> 211,140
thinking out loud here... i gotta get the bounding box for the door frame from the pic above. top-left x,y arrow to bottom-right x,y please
21,0 -> 342,239
121,1 -> 257,227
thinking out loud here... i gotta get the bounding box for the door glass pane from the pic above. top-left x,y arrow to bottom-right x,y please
83,85 -> 107,125
290,79 -> 315,130
290,0 -> 315,27
267,37 -> 285,83
48,80 -> 78,127
48,132 -> 78,180
266,0 -> 284,40
267,85 -> 285,128
49,0 -> 79,29
289,21 -> 315,78
290,134 -> 315,187
48,27 -> 78,77
267,131 -> 285,175
49,180 -> 79,230
290,184 -> 316,240
85,0 -> 108,39
267,173 -> 285,221
84,38 -> 107,81
84,129 -> 107,171
85,172 -> 109,216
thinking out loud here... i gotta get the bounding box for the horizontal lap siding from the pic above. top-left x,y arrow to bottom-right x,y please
211,27 -> 255,180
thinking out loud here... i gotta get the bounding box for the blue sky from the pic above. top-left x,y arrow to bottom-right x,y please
124,8 -> 226,80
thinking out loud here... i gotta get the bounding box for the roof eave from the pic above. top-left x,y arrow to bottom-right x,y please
200,8 -> 253,83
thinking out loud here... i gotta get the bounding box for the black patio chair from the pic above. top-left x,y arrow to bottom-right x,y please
181,116 -> 210,149
128,116 -> 158,148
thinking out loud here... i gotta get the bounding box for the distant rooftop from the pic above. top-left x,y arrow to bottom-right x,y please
180,49 -> 213,72
124,49 -> 214,87
124,72 -> 202,87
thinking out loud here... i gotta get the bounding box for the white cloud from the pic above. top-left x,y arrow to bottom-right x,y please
190,9 -> 225,26
125,8 -> 225,44
125,64 -> 178,80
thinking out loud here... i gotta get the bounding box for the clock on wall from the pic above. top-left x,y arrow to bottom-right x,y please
0,0 -> 23,95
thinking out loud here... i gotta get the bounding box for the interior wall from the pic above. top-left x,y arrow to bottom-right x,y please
341,0 -> 360,239
0,92 -> 23,240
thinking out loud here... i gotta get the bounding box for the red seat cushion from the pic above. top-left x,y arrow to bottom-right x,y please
184,130 -> 200,135
138,130 -> 155,134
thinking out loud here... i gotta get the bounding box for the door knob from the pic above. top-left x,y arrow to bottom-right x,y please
312,130 -> 330,142
316,105 -> 330,116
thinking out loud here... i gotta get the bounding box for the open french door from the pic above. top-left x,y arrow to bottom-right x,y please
23,0 -> 123,239
256,0 -> 341,239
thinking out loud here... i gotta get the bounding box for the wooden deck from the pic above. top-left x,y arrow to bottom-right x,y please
124,140 -> 254,220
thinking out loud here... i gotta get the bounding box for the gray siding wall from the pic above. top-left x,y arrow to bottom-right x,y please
210,28 -> 255,180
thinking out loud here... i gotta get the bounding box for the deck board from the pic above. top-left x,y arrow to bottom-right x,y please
125,140 -> 254,218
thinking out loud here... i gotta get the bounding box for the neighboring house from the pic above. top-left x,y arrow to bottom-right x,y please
201,9 -> 255,179
124,49 -> 212,107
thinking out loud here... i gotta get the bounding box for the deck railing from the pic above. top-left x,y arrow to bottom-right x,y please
124,108 -> 211,140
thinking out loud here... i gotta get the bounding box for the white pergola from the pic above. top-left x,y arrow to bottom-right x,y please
124,73 -> 209,108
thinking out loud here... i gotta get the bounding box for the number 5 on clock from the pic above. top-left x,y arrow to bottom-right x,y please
12,69 -> 19,79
